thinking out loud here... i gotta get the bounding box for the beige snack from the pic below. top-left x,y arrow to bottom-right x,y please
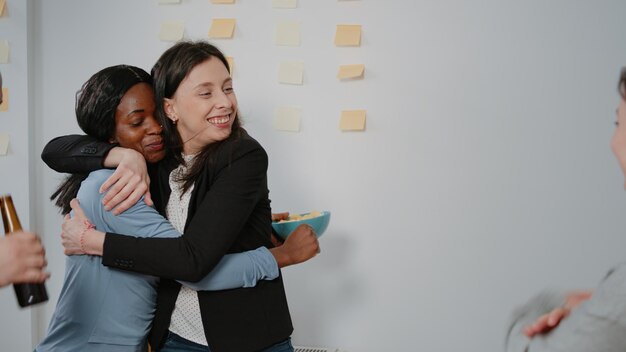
278,211 -> 322,223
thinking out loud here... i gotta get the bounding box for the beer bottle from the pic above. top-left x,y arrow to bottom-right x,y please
0,195 -> 48,307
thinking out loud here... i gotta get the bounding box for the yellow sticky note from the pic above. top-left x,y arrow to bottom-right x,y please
211,0 -> 235,3
159,22 -> 185,41
0,40 -> 8,64
337,64 -> 365,79
278,62 -> 304,85
335,24 -> 361,46
272,0 -> 297,9
276,21 -> 300,46
0,0 -> 5,17
0,88 -> 7,112
274,107 -> 301,132
340,110 -> 366,131
0,133 -> 8,156
225,56 -> 234,75
209,19 -> 236,39
158,0 -> 181,4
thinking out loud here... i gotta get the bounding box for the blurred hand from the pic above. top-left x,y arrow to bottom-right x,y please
523,290 -> 592,338
270,224 -> 320,268
0,232 -> 49,287
100,148 -> 151,215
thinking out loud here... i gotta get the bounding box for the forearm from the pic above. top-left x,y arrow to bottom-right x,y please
179,247 -> 279,290
41,135 -> 114,173
102,138 -> 270,281
102,232 -> 234,281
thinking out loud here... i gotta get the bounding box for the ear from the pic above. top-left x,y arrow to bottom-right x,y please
163,98 -> 177,123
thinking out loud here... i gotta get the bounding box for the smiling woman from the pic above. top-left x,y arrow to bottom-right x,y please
112,83 -> 165,164
163,58 -> 237,154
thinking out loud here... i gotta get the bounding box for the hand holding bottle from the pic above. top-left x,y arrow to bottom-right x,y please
1,195 -> 49,306
0,232 -> 49,288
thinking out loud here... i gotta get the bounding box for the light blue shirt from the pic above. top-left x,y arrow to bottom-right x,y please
36,170 -> 279,352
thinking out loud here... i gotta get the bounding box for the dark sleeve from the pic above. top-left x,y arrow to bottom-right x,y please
102,138 -> 269,282
41,134 -> 115,173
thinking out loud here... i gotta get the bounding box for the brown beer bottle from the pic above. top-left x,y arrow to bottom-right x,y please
0,195 -> 48,307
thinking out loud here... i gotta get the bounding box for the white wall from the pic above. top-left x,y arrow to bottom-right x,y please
5,0 -> 626,351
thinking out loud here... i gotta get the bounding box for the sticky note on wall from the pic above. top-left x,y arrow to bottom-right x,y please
278,62 -> 304,85
335,24 -> 361,46
211,0 -> 235,4
276,21 -> 300,46
0,40 -> 9,63
272,0 -> 297,9
159,22 -> 185,41
0,0 -> 6,17
209,19 -> 236,38
274,107 -> 301,132
0,133 -> 8,156
340,110 -> 366,131
337,64 -> 365,79
0,88 -> 7,111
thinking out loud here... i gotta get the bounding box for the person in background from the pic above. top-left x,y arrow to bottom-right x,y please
0,70 -> 48,289
505,68 -> 626,352
42,41 -> 319,352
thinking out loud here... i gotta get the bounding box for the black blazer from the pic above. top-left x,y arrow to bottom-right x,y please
42,130 -> 293,352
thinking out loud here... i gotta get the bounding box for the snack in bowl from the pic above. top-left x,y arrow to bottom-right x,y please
271,210 -> 331,240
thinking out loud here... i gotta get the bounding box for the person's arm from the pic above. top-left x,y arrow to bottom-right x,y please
41,134 -> 115,173
0,232 -> 49,287
76,179 -> 279,291
42,134 -> 152,212
65,138 -> 319,281
102,138 -> 271,281
63,198 -> 320,273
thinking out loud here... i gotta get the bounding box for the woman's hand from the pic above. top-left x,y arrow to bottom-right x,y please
270,224 -> 320,268
523,290 -> 592,338
270,212 -> 290,246
100,147 -> 151,215
61,199 -> 105,256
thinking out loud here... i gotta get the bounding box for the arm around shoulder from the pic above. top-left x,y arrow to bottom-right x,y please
42,134 -> 115,173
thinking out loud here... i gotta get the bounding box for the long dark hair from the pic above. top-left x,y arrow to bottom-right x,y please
51,65 -> 152,214
151,41 -> 241,194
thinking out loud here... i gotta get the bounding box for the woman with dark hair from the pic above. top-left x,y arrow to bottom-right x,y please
504,68 -> 626,351
37,64 -> 312,352
43,42 -> 318,352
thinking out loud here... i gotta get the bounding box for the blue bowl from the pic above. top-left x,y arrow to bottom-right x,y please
271,211 -> 331,240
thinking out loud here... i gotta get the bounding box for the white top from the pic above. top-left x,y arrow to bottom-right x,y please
166,155 -> 207,346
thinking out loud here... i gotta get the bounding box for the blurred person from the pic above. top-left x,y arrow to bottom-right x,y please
506,68 -> 626,352
0,71 -> 48,289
